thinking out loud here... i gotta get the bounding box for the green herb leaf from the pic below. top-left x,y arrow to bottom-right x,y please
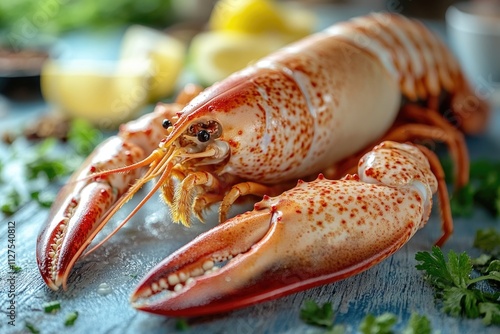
175,318 -> 189,331
479,302 -> 500,325
25,322 -> 40,334
474,229 -> 500,257
1,188 -> 22,215
36,137 -> 57,155
416,246 -> 500,324
30,190 -> 56,208
68,118 -> 102,156
26,157 -> 70,181
300,300 -> 335,328
415,246 -> 459,290
10,264 -> 22,273
445,158 -> 500,217
485,261 -> 500,275
325,325 -> 346,334
65,311 -> 79,326
359,313 -> 397,334
472,254 -> 493,267
402,313 -> 431,334
451,183 -> 475,217
43,300 -> 61,313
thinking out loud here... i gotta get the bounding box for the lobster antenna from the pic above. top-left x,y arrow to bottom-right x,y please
64,148 -> 165,187
83,150 -> 177,256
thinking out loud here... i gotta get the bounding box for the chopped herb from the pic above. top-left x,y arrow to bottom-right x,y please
175,318 -> 189,331
68,118 -> 102,156
299,300 -> 345,333
10,264 -> 22,273
359,313 -> 397,334
445,158 -> 500,217
26,157 -> 70,181
25,322 -> 40,334
0,118 -> 103,216
474,229 -> 500,258
451,184 -> 475,217
479,302 -> 500,325
129,274 -> 138,279
1,188 -> 22,215
473,229 -> 500,291
402,313 -> 432,334
30,190 -> 56,208
300,300 -> 335,328
43,300 -> 61,313
415,246 -> 500,325
65,311 -> 79,326
36,137 -> 57,155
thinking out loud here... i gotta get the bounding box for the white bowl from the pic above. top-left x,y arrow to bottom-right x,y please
446,2 -> 500,106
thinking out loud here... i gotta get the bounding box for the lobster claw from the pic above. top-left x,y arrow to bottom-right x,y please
37,137 -> 145,290
131,170 -> 430,316
130,208 -> 274,316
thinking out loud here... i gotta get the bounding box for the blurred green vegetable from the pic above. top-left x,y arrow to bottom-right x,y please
442,157 -> 500,217
43,300 -> 61,313
64,311 -> 79,326
0,0 -> 174,47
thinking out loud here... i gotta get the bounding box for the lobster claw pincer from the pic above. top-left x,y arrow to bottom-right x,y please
36,137 -> 146,290
131,142 -> 449,317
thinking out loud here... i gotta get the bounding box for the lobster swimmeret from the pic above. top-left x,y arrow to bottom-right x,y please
37,13 -> 488,316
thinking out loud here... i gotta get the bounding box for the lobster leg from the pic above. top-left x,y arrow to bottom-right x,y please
172,171 -> 222,226
382,123 -> 468,187
331,117 -> 468,190
218,182 -> 295,223
130,141 -> 451,316
399,104 -> 469,188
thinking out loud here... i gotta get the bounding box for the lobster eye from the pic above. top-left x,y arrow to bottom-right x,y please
162,119 -> 172,129
197,130 -> 210,142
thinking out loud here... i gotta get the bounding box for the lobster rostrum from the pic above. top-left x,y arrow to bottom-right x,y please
37,12 -> 488,314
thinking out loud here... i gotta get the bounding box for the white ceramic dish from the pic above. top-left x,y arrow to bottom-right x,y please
446,1 -> 500,106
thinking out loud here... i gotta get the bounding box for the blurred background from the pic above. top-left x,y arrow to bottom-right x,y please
0,0 -> 498,132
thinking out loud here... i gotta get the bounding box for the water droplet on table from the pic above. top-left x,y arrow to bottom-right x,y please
97,282 -> 112,295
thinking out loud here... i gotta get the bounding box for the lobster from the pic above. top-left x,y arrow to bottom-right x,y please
37,12 -> 488,316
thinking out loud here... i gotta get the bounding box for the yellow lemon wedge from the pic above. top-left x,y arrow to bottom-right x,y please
41,59 -> 151,129
210,0 -> 286,34
120,25 -> 186,102
189,31 -> 287,85
195,0 -> 316,84
210,0 -> 315,40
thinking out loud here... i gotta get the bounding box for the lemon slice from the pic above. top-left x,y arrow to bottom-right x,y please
189,31 -> 287,85
41,59 -> 151,128
120,25 -> 186,102
210,0 -> 286,34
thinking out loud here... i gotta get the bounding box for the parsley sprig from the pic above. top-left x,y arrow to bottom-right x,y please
415,246 -> 500,325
